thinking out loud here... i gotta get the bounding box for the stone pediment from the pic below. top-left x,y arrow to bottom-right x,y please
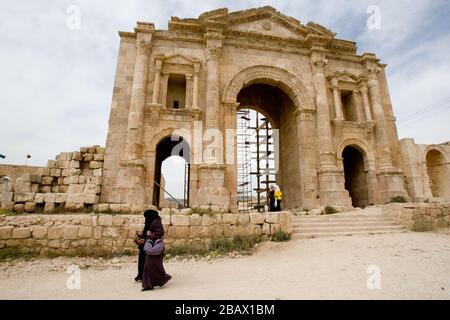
164,54 -> 197,66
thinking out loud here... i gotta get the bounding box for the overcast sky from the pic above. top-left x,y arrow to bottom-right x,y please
1,0 -> 449,198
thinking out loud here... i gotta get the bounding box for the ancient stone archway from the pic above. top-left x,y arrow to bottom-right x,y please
223,65 -> 316,209
342,146 -> 370,208
425,148 -> 450,199
152,135 -> 190,208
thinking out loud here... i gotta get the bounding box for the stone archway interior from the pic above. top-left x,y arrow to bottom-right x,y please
237,83 -> 300,209
153,136 -> 190,207
426,149 -> 450,198
343,146 -> 369,208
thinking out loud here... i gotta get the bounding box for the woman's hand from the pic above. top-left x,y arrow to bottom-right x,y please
137,238 -> 145,245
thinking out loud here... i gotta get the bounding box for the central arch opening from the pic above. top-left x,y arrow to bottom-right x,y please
342,146 -> 369,208
236,83 -> 300,210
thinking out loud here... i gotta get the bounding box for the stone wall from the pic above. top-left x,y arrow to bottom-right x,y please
0,165 -> 44,182
0,211 -> 292,255
0,146 -> 105,213
382,202 -> 450,229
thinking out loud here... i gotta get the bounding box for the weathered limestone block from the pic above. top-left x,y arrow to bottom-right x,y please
48,226 -> 63,239
32,227 -> 48,239
84,184 -> 101,195
86,176 -> 102,184
31,184 -> 39,193
44,202 -> 55,213
13,204 -> 25,213
0,181 -> 14,193
78,176 -> 86,184
68,184 -> 85,194
131,204 -> 144,214
237,213 -> 250,224
201,214 -> 214,226
98,215 -> 113,226
48,239 -> 61,248
89,161 -> 103,169
88,146 -> 99,154
83,153 -> 94,161
250,213 -> 264,224
161,214 -> 171,226
270,224 -> 281,234
214,214 -> 222,224
63,176 -> 79,185
51,185 -> 60,193
189,214 -> 201,226
50,168 -> 61,177
0,192 -> 13,202
70,160 -> 80,169
97,204 -> 110,212
172,226 -> 190,238
17,173 -> 41,184
171,214 -> 190,226
84,194 -> 99,204
103,227 -> 119,238
0,226 -> 13,239
70,168 -> 81,176
64,226 -> 79,240
40,186 -> 51,193
57,160 -> 70,168
113,215 -> 126,226
188,226 -> 201,239
24,202 -> 36,213
66,194 -> 84,204
72,152 -> 82,161
78,226 -> 93,238
222,213 -> 238,225
43,193 -> 56,203
6,239 -> 22,247
61,169 -> 70,177
80,147 -> 88,153
262,223 -> 271,235
80,216 -> 92,226
60,152 -> 73,161
120,204 -> 131,213
47,160 -> 57,168
265,213 -> 278,224
109,204 -> 121,213
41,176 -> 54,185
14,181 -> 31,193
94,154 -> 104,161
1,202 -> 14,211
93,226 -> 103,239
96,147 -> 105,154
55,193 -> 66,204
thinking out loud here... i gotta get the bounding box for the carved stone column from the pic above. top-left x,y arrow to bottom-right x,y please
124,29 -> 153,164
352,90 -> 364,123
362,54 -> 408,203
185,73 -> 193,109
359,81 -> 373,122
161,72 -> 169,109
192,61 -> 200,110
223,101 -> 239,213
309,41 -> 351,207
150,57 -> 163,107
330,77 -> 344,120
204,44 -> 222,130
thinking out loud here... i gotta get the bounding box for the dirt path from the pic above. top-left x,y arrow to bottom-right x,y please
1,231 -> 450,300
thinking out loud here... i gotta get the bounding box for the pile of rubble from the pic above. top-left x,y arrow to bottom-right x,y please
0,146 -> 105,213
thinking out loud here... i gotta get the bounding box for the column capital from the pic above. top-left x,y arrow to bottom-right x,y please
206,46 -> 222,61
329,76 -> 339,89
193,61 -> 201,74
137,39 -> 152,56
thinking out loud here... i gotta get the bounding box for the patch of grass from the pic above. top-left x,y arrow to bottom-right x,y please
390,196 -> 407,203
188,207 -> 219,217
0,209 -> 19,216
271,230 -> 291,242
210,235 -> 260,253
411,220 -> 433,232
324,206 -> 338,215
0,248 -> 38,261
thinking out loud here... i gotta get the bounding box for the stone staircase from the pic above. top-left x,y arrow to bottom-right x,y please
291,207 -> 408,239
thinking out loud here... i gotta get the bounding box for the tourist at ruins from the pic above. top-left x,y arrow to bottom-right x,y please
268,186 -> 276,212
139,209 -> 172,291
273,184 -> 283,211
134,210 -> 152,282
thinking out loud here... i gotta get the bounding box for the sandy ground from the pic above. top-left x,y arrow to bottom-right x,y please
1,231 -> 450,300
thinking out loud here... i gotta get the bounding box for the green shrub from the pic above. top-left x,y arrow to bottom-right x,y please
390,196 -> 407,203
411,220 -> 433,232
0,209 -> 18,216
324,206 -> 338,215
210,235 -> 260,253
271,230 -> 291,242
189,207 -> 219,217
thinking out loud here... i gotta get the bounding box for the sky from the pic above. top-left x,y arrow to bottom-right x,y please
1,0 -> 450,198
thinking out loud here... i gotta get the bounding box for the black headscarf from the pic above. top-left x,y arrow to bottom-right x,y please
143,209 -> 160,234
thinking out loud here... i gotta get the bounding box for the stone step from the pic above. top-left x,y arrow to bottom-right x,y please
292,225 -> 406,234
292,221 -> 401,228
291,229 -> 408,239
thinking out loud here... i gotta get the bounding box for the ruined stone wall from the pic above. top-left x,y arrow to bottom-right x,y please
0,211 -> 292,254
0,146 -> 105,213
0,165 -> 44,182
382,203 -> 450,229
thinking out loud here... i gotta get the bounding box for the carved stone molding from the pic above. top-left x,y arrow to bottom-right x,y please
137,39 -> 152,55
310,57 -> 328,74
206,46 -> 222,61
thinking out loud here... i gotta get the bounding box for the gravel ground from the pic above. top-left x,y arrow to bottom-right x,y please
1,231 -> 450,300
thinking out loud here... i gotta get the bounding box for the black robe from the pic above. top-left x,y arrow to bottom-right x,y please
142,218 -> 172,289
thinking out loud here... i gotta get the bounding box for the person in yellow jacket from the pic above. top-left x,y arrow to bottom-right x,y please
271,184 -> 282,212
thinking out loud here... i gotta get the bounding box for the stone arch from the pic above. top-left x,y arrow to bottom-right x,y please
423,145 -> 449,163
337,138 -> 375,171
424,146 -> 450,198
148,127 -> 192,156
222,65 -> 315,111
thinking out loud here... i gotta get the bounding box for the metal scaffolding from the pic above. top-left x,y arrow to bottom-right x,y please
237,110 -> 252,212
237,109 -> 275,212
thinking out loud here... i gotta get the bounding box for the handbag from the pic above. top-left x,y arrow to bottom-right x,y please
143,238 -> 164,255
